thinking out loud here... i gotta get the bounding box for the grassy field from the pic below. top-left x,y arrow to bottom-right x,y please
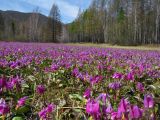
67,43 -> 160,51
0,42 -> 160,119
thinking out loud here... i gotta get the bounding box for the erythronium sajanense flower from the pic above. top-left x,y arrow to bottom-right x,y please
51,64 -> 59,71
36,85 -> 46,94
126,72 -> 134,81
16,96 -> 28,109
117,98 -> 130,118
136,82 -> 144,92
0,98 -> 9,115
96,93 -> 110,104
0,78 -> 6,88
130,105 -> 143,119
83,88 -> 91,99
72,68 -> 79,77
106,104 -> 113,114
86,99 -> 100,116
144,94 -> 154,108
112,72 -> 123,79
108,82 -> 121,90
38,104 -> 56,120
90,75 -> 103,85
111,112 -> 118,120
10,76 -> 22,90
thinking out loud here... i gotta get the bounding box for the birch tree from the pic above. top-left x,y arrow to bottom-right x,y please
28,7 -> 40,42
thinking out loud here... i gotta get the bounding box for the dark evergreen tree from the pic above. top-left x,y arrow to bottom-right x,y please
0,13 -> 4,40
49,3 -> 62,42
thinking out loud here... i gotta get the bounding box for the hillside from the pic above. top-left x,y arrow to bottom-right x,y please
0,10 -> 48,25
0,10 -> 63,42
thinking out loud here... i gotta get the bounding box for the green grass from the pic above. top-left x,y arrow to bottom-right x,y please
67,43 -> 160,51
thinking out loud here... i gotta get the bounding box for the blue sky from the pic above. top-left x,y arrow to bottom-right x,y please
0,0 -> 91,23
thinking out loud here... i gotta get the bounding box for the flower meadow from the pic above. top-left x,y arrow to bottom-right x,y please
0,42 -> 160,120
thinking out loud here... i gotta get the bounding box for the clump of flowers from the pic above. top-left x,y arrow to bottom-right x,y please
83,88 -> 91,99
112,72 -> 123,79
0,78 -> 6,88
16,96 -> 28,109
136,82 -> 144,92
108,82 -> 121,90
38,104 -> 56,120
144,94 -> 154,108
86,99 -> 100,119
0,98 -> 10,117
36,85 -> 46,94
129,105 -> 143,119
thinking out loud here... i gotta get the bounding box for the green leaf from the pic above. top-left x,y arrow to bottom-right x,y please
16,106 -> 30,114
88,116 -> 93,120
22,83 -> 29,88
148,85 -> 156,90
73,108 -> 82,113
28,75 -> 35,81
69,94 -> 83,101
12,116 -> 24,120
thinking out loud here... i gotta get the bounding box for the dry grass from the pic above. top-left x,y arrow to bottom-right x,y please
67,43 -> 160,51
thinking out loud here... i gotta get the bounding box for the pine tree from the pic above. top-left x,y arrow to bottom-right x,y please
0,13 -> 4,40
49,3 -> 62,42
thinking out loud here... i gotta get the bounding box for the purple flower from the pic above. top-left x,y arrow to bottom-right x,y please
76,72 -> 83,80
139,64 -> 144,73
36,85 -> 46,94
72,68 -> 79,77
112,72 -> 123,79
118,98 -> 129,113
136,82 -> 144,92
86,100 -> 100,116
90,75 -> 103,85
9,61 -> 18,69
17,96 -> 28,108
97,64 -> 103,71
0,78 -> 6,88
39,104 -> 56,119
46,104 -> 56,113
130,105 -> 143,119
108,82 -> 121,90
111,112 -> 118,120
6,81 -> 14,90
10,76 -> 21,90
39,108 -> 47,119
0,98 -> 9,115
106,104 -> 113,114
144,94 -> 154,108
96,93 -> 109,104
126,72 -> 134,81
51,64 -> 59,71
83,88 -> 91,99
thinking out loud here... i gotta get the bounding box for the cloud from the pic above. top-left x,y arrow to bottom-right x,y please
0,0 -> 91,23
55,0 -> 79,18
23,0 -> 79,18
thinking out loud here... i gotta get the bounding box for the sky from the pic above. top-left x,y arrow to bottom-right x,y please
0,0 -> 92,23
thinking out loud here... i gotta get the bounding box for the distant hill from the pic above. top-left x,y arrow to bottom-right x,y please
0,10 -> 48,26
0,10 -> 65,42
0,10 -> 67,42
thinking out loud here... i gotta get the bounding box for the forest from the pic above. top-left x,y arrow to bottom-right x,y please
0,0 -> 160,45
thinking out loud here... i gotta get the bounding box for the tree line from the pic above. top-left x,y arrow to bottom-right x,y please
0,4 -> 62,43
0,0 -> 159,45
67,0 -> 160,45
